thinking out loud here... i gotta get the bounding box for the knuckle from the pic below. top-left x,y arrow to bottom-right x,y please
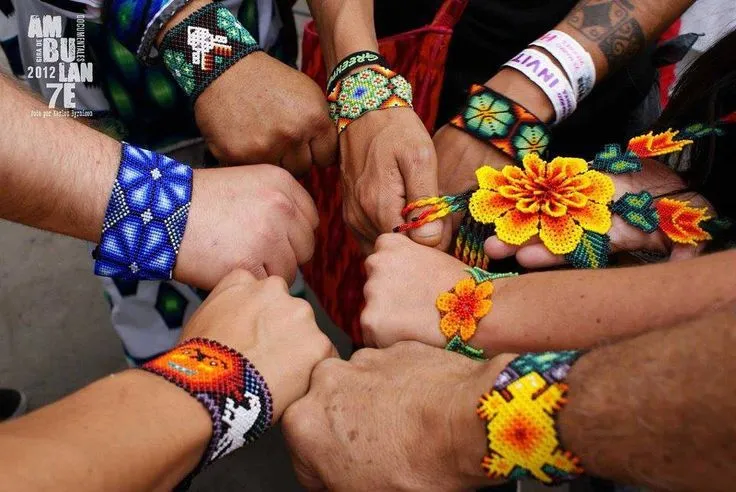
264,189 -> 296,218
359,309 -> 379,344
282,400 -> 318,443
375,232 -> 400,250
349,347 -> 380,365
262,275 -> 290,293
310,358 -> 343,389
402,145 -> 433,169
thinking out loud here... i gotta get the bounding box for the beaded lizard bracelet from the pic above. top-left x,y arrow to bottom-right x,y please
326,50 -> 389,95
327,65 -> 413,134
477,351 -> 584,484
450,84 -> 550,164
160,3 -> 260,101
437,267 -> 517,360
396,113 -> 735,269
94,143 -> 192,281
140,337 -> 273,483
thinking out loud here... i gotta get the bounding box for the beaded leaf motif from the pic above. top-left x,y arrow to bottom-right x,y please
468,154 -> 615,255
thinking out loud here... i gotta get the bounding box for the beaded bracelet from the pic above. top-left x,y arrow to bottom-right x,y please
450,84 -> 550,164
94,143 -> 192,281
140,337 -> 273,481
437,267 -> 517,360
326,50 -> 389,95
160,3 -> 260,101
396,114 -> 735,269
327,65 -> 413,134
477,351 -> 584,484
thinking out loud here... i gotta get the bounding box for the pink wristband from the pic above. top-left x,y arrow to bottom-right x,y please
503,48 -> 577,125
531,30 -> 596,102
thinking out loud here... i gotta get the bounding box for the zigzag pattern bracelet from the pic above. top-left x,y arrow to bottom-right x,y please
327,65 -> 413,134
161,3 -> 260,101
396,113 -> 735,269
326,51 -> 389,95
450,84 -> 550,164
478,351 -> 584,484
437,267 -> 517,360
141,338 -> 272,482
94,143 -> 192,281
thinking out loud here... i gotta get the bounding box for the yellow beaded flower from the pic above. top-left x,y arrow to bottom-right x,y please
436,277 -> 493,342
468,154 -> 615,255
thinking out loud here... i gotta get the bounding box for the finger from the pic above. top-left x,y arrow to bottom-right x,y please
669,243 -> 701,262
400,145 -> 444,247
484,236 -> 522,259
281,143 -> 313,177
514,243 -> 567,269
287,203 -> 316,265
209,268 -> 259,295
310,126 -> 338,169
264,233 -> 299,285
285,177 -> 320,230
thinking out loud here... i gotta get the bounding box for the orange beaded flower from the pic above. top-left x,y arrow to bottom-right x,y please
436,277 -> 493,341
655,198 -> 712,245
468,154 -> 615,255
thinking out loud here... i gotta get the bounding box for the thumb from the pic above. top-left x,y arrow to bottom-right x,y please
400,144 -> 444,247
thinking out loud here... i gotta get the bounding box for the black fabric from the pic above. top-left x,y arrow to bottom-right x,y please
373,0 -> 658,160
0,388 -> 22,421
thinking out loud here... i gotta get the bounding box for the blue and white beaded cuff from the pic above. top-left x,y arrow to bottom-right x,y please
94,143 -> 193,280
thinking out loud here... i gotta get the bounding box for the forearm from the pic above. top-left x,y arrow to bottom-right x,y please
485,0 -> 695,124
307,0 -> 378,72
0,370 -> 209,490
559,306 -> 736,490
479,249 -> 736,352
0,75 -> 118,242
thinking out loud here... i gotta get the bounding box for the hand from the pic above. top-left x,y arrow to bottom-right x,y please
433,124 -> 516,251
484,159 -> 713,268
340,108 -> 443,252
194,52 -> 337,175
181,269 -> 336,419
362,233 -> 498,348
282,341 -> 510,491
175,165 -> 318,289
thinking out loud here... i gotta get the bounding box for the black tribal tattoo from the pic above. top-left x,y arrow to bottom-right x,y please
567,0 -> 646,72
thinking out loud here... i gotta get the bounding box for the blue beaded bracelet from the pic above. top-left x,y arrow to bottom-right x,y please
94,143 -> 193,280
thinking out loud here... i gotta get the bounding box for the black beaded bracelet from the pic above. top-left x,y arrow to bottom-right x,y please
326,50 -> 389,95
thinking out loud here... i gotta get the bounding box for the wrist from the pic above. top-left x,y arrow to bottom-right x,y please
486,68 -> 555,124
449,358 -> 512,487
309,0 -> 378,72
155,0 -> 211,47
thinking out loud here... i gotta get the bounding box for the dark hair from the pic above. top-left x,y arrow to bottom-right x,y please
657,29 -> 736,247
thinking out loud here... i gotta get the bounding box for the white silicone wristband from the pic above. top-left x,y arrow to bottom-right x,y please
503,48 -> 577,125
530,30 -> 596,102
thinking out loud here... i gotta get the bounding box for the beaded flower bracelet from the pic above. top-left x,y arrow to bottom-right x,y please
327,65 -> 413,134
94,143 -> 192,281
141,337 -> 273,482
477,351 -> 584,484
437,267 -> 517,360
326,50 -> 389,95
450,84 -> 550,164
396,113 -> 735,269
160,3 -> 260,101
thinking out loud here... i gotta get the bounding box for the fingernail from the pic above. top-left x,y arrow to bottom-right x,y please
413,221 -> 442,238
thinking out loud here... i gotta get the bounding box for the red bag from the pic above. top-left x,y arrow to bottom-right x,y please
300,0 -> 468,344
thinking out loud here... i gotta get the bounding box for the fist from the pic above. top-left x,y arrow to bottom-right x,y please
362,234 -> 469,348
175,165 -> 318,289
182,269 -> 335,419
282,342 -> 507,491
195,52 -> 337,175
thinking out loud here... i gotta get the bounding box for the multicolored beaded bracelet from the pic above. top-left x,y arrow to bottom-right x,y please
94,143 -> 192,281
436,267 -> 517,360
326,50 -> 389,95
450,84 -> 550,164
140,337 -> 273,482
160,3 -> 260,101
477,351 -> 584,484
396,113 -> 735,269
327,65 -> 413,134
